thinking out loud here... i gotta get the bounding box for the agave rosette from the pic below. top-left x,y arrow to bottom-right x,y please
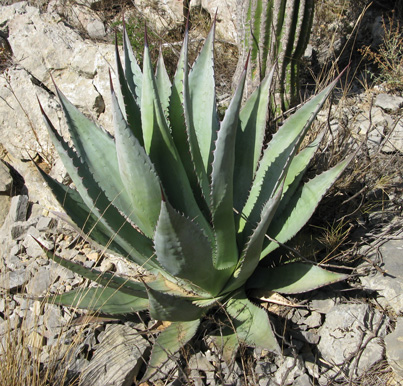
37,19 -> 350,378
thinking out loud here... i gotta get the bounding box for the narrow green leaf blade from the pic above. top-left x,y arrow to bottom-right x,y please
47,287 -> 149,315
115,36 -> 143,145
210,60 -> 248,269
123,23 -> 143,107
54,86 -> 136,223
226,291 -> 280,352
155,48 -> 172,120
247,263 -> 348,294
112,83 -> 161,237
262,155 -> 353,256
141,37 -> 212,239
147,286 -> 206,322
188,20 -> 219,174
142,320 -> 199,381
36,239 -> 147,297
234,67 -> 275,211
240,79 -> 338,233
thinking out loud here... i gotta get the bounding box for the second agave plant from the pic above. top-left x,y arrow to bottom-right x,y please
37,19 -> 351,380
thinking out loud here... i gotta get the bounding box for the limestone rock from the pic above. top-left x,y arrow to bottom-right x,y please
80,323 -> 149,386
318,304 -> 389,379
385,317 -> 403,383
0,2 -> 116,166
360,239 -> 403,314
375,93 -> 403,113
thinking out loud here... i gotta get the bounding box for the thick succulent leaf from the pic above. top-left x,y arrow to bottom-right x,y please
226,291 -> 280,352
262,155 -> 353,257
35,164 -> 122,255
154,199 -> 228,295
282,131 -> 324,200
234,66 -> 276,211
54,86 -> 135,220
239,79 -> 339,234
209,325 -> 240,364
182,27 -> 211,201
36,239 -> 148,298
147,285 -> 206,322
123,23 -> 142,107
210,60 -> 248,270
246,263 -> 348,294
147,274 -> 201,298
141,37 -> 212,239
155,48 -> 172,120
223,185 -> 283,293
115,36 -> 143,145
39,104 -> 159,272
169,28 -> 197,191
112,83 -> 161,237
142,320 -> 200,381
47,286 -> 149,315
188,19 -> 219,175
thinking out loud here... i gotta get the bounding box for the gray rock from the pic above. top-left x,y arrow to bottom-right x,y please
317,304 -> 389,379
382,119 -> 403,153
0,2 -> 115,169
375,93 -> 403,113
0,268 -> 30,290
274,355 -> 305,385
360,239 -> 403,314
80,323 -> 149,386
0,160 -> 13,193
25,267 -> 52,296
385,317 -> 403,383
0,195 -> 11,227
304,311 -> 322,328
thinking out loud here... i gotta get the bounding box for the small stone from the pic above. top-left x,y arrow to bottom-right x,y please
385,317 -> 403,383
26,267 -> 52,296
304,311 -> 322,328
318,304 -> 389,378
99,260 -> 114,272
0,160 -> 13,193
36,216 -> 57,231
86,251 -> 99,261
27,331 -> 46,349
375,93 -> 403,113
0,268 -> 30,291
274,356 -> 305,385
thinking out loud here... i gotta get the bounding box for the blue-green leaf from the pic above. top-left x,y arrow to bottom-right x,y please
234,66 -> 276,211
47,286 -> 149,315
112,83 -> 161,237
247,263 -> 348,294
210,58 -> 248,269
142,320 -> 200,381
226,291 -> 280,352
154,199 -> 228,295
188,19 -> 219,175
262,155 -> 353,256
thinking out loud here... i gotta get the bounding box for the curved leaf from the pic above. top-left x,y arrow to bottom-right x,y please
154,200 -> 228,295
112,84 -> 162,237
210,59 -> 248,270
247,263 -> 348,294
226,291 -> 280,352
142,320 -> 199,381
262,155 -> 353,257
188,19 -> 219,174
47,286 -> 149,315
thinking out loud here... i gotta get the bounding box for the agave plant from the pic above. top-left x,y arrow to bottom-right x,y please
36,19 -> 350,380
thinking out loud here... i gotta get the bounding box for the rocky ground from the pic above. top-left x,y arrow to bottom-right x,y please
0,1 -> 403,385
